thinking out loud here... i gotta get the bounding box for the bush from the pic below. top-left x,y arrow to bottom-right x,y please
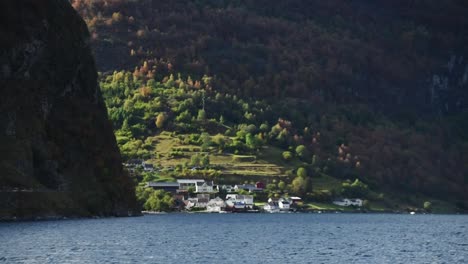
176,110 -> 192,123
199,132 -> 211,151
291,176 -> 310,196
423,201 -> 432,211
259,123 -> 269,132
282,151 -> 293,161
188,134 -> 200,144
295,145 -> 308,160
189,153 -> 210,167
169,150 -> 185,158
232,155 -> 256,162
266,183 -> 277,192
212,133 -> 229,150
245,133 -> 261,149
278,181 -> 286,191
226,139 -> 248,153
144,190 -> 174,212
297,167 -> 307,178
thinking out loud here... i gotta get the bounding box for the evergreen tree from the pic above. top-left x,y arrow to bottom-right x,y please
197,109 -> 206,121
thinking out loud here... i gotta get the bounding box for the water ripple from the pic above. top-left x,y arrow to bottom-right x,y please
1,214 -> 468,263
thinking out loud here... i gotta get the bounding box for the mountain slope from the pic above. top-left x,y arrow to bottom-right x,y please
0,0 -> 139,219
71,0 -> 468,211
73,0 -> 468,115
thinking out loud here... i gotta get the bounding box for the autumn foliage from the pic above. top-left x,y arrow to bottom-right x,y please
72,0 -> 468,115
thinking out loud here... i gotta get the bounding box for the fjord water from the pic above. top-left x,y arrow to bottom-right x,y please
1,214 -> 467,263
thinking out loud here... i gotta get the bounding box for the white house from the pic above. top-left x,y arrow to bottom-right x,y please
234,184 -> 263,193
207,197 -> 226,213
349,199 -> 363,207
289,197 -> 302,204
226,194 -> 239,201
333,198 -> 351,206
177,179 -> 205,191
125,159 -> 143,167
195,181 -> 217,193
142,162 -> 154,172
226,194 -> 254,206
225,200 -> 246,209
333,198 -> 363,207
221,185 -> 235,193
278,198 -> 290,211
225,194 -> 254,209
185,194 -> 210,209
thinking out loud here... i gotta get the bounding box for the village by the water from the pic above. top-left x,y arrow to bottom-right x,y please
133,161 -> 364,214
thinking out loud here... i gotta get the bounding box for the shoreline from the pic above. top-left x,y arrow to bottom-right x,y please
3,206 -> 466,222
1,210 -> 465,222
0,212 -> 143,223
142,209 -> 465,215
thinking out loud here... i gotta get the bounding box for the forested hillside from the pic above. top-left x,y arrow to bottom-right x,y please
73,0 -> 468,115
71,0 -> 468,210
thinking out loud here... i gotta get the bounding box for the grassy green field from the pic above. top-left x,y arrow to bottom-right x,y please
149,134 -> 294,178
311,174 -> 343,192
306,202 -> 354,211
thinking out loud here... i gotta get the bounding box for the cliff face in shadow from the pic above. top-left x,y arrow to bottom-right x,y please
0,0 -> 139,219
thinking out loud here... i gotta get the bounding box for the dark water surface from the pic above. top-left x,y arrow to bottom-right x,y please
1,214 -> 467,263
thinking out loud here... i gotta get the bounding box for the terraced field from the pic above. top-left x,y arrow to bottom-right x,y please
148,133 -> 294,178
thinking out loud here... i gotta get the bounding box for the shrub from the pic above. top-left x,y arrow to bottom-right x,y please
111,12 -> 123,23
176,110 -> 192,123
282,151 -> 293,161
278,181 -> 286,191
144,190 -> 174,212
232,155 -> 256,162
291,176 -> 310,196
259,123 -> 269,132
212,133 -> 228,149
266,183 -> 277,192
295,145 -> 308,160
297,167 -> 307,178
423,201 -> 432,211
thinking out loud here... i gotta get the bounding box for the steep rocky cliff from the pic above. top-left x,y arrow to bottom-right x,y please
0,0 -> 139,219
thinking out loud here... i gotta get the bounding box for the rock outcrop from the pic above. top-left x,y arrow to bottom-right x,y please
0,0 -> 139,219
